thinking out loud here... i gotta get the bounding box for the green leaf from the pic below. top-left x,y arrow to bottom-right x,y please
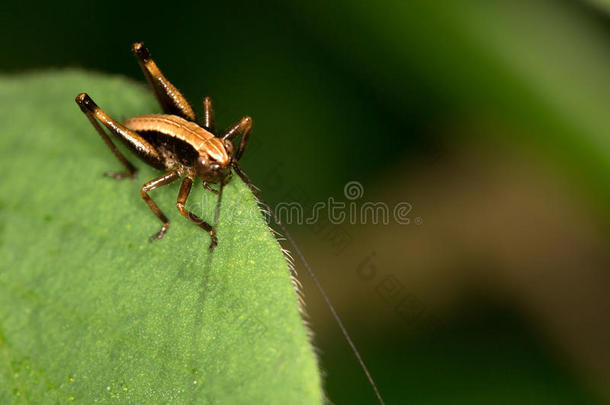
0,71 -> 322,404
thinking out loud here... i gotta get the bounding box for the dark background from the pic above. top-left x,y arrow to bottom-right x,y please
3,0 -> 610,403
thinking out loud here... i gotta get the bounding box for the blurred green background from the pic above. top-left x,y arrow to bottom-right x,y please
3,0 -> 610,403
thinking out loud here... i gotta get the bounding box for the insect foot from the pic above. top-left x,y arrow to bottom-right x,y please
208,231 -> 218,252
149,224 -> 169,242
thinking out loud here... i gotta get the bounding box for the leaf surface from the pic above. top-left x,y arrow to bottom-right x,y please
0,71 -> 321,404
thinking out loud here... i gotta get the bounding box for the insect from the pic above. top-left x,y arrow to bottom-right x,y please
76,42 -> 385,404
75,42 -> 253,251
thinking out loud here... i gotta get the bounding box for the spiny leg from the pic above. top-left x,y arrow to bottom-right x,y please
76,93 -> 164,179
132,42 -> 196,121
176,177 -> 218,251
203,96 -> 215,132
141,171 -> 181,241
222,116 -> 252,161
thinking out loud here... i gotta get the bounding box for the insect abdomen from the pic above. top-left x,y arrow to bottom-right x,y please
123,114 -> 215,152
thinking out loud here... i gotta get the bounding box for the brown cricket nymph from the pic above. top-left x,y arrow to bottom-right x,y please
75,42 -> 253,251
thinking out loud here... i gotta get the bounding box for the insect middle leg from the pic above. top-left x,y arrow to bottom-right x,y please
141,171 -> 181,241
75,93 -> 164,179
176,176 -> 218,251
203,96 -> 215,132
131,42 -> 196,121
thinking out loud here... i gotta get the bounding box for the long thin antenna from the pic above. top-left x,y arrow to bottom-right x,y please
273,217 -> 386,405
213,179 -> 225,226
233,165 -> 385,405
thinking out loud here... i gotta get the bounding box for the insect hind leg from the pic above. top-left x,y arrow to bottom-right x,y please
75,93 -> 164,179
132,42 -> 196,122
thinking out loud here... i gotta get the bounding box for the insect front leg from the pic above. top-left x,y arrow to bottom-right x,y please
141,171 -> 181,241
75,93 -> 164,179
223,116 -> 255,193
131,42 -> 196,121
176,176 -> 218,251
222,116 -> 252,162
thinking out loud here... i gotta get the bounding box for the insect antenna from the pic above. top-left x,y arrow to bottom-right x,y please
212,179 -> 226,231
232,164 -> 386,405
